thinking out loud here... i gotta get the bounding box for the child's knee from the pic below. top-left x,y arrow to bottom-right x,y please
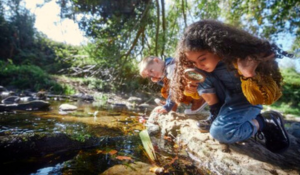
210,124 -> 237,144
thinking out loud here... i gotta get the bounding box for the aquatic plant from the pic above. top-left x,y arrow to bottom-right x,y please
139,129 -> 157,162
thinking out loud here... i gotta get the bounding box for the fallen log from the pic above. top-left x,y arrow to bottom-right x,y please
147,109 -> 300,175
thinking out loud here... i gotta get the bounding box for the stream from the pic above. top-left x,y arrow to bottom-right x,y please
0,99 -> 152,174
0,98 -> 201,175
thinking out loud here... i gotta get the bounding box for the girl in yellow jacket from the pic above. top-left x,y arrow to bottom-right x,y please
170,20 -> 292,153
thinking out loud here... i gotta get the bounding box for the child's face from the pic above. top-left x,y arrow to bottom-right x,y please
185,50 -> 221,72
142,58 -> 165,82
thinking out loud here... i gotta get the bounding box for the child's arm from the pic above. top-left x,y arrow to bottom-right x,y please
185,80 -> 218,106
201,93 -> 219,105
155,96 -> 176,113
236,53 -> 281,105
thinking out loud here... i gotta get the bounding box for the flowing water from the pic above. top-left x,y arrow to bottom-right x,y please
0,99 -> 153,174
0,99 -> 202,175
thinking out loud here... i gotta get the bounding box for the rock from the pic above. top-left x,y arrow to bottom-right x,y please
0,91 -> 15,98
147,109 -> 300,175
146,123 -> 160,136
0,86 -> 8,92
36,90 -> 47,100
70,93 -> 94,101
0,100 -> 50,112
19,96 -> 35,102
102,161 -> 155,175
126,103 -> 137,110
59,104 -> 77,111
127,97 -> 142,103
1,96 -> 20,104
110,103 -> 127,110
137,103 -> 150,111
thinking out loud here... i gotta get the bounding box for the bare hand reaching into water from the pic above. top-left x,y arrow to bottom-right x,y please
154,106 -> 168,114
237,54 -> 275,78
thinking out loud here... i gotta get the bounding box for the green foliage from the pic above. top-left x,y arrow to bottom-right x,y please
0,0 -> 36,61
58,0 -> 150,37
270,68 -> 300,115
0,0 -> 298,99
269,103 -> 300,116
0,60 -> 64,93
291,37 -> 300,53
281,68 -> 300,84
194,0 -> 221,19
70,133 -> 91,142
93,93 -> 109,107
220,0 -> 299,39
0,0 -> 80,75
280,68 -> 300,106
60,84 -> 76,95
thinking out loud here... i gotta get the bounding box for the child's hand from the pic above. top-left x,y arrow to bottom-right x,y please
184,81 -> 201,99
237,57 -> 259,78
237,54 -> 275,78
185,81 -> 198,93
154,106 -> 168,114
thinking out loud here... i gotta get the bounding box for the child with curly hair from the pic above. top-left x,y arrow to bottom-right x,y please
170,20 -> 291,153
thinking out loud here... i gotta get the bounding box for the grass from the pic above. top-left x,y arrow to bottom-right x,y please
268,103 -> 300,116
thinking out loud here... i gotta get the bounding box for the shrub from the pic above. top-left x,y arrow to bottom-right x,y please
0,60 -> 64,93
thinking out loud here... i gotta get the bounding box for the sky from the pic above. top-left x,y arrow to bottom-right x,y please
24,0 -> 87,46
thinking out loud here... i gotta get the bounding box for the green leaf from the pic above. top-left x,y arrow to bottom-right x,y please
139,129 -> 156,162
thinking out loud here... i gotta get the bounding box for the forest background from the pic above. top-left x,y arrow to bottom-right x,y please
0,0 -> 299,115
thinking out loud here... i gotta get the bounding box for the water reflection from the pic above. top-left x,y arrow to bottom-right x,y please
0,100 -> 150,174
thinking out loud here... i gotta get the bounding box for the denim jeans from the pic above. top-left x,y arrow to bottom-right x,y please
197,61 -> 262,143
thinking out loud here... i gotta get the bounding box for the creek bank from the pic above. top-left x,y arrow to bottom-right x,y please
0,84 -> 157,113
147,108 -> 300,175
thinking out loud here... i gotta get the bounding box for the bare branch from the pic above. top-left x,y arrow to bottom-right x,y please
182,0 -> 187,27
155,0 -> 160,56
119,0 -> 152,64
160,0 -> 166,58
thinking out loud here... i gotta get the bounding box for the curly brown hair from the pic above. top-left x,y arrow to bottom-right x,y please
170,20 -> 291,104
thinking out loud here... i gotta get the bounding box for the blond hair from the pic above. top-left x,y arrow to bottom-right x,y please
138,56 -> 157,78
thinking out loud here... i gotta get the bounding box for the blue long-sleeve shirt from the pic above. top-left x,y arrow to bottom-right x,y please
158,57 -> 176,112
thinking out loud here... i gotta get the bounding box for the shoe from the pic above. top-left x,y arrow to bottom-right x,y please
197,103 -> 221,133
197,113 -> 216,133
184,101 -> 207,114
154,98 -> 165,106
257,111 -> 290,153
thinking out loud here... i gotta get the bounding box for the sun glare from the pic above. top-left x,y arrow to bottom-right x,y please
24,0 -> 87,46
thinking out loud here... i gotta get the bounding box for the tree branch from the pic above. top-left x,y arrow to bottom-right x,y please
155,0 -> 160,56
160,0 -> 166,58
182,0 -> 187,27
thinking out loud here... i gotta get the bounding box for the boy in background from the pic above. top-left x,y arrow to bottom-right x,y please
138,56 -> 206,114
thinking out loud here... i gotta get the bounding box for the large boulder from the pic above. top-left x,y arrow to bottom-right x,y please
147,108 -> 300,175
